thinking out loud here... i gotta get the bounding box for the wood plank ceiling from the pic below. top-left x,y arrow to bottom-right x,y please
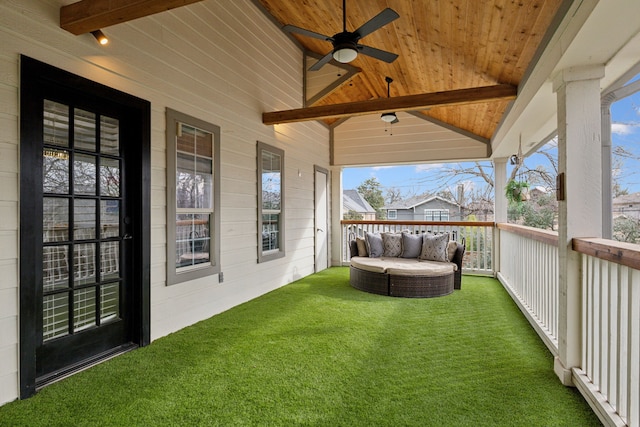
257,0 -> 563,139
60,0 -> 564,141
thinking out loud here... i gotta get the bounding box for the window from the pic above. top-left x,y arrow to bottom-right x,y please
424,209 -> 449,221
258,142 -> 285,262
166,109 -> 220,285
388,210 -> 397,219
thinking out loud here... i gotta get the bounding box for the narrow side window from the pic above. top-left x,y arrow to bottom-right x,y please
257,142 -> 285,262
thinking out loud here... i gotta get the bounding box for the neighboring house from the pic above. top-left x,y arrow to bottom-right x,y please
613,192 -> 640,220
384,195 -> 463,221
343,190 -> 376,220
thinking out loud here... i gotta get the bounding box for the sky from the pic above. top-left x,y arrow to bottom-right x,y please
343,88 -> 640,200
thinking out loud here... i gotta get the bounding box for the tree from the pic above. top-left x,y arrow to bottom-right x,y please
613,216 -> 640,244
357,178 -> 386,219
343,210 -> 363,220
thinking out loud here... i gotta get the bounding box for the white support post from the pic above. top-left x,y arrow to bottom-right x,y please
552,65 -> 604,386
330,165 -> 344,266
601,93 -> 615,239
493,157 -> 508,275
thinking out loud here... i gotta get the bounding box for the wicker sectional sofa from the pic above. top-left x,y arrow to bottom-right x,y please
349,232 -> 465,298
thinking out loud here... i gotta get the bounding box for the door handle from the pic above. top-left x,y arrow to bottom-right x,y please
122,233 -> 133,240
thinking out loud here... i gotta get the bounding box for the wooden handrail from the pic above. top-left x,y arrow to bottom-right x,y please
496,222 -> 558,246
573,238 -> 640,271
341,220 -> 495,227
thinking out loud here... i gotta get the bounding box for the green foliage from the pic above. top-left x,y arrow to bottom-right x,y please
0,269 -> 600,426
343,210 -> 363,220
357,177 -> 386,219
505,179 -> 529,203
613,216 -> 640,244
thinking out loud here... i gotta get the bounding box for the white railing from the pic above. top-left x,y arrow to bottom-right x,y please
496,223 -> 559,352
573,238 -> 640,427
497,224 -> 640,427
340,220 -> 494,274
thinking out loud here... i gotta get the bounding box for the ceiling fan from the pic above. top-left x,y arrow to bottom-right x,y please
282,0 -> 400,71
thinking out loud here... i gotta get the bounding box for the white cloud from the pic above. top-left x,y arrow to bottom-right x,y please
371,165 -> 395,170
415,163 -> 444,173
612,122 -> 636,135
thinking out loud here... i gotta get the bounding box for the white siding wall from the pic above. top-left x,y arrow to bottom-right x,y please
333,112 -> 489,166
0,0 -> 330,405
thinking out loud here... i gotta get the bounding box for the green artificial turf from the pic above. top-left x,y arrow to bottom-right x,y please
0,268 -> 601,426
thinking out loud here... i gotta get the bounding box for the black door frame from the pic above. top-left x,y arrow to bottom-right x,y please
19,56 -> 151,398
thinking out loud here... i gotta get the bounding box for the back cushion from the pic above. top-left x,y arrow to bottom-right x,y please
356,237 -> 368,257
419,232 -> 449,262
365,232 -> 384,258
447,240 -> 458,262
400,232 -> 422,258
381,232 -> 402,257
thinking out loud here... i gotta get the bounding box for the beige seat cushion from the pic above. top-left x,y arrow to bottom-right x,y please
350,256 -> 387,273
386,259 -> 455,276
351,256 -> 456,276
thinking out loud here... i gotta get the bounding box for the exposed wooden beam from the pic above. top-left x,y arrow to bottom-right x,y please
60,0 -> 205,35
263,84 -> 517,125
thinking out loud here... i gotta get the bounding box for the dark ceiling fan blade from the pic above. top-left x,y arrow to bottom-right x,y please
357,44 -> 398,63
309,52 -> 334,71
282,24 -> 333,41
353,8 -> 399,39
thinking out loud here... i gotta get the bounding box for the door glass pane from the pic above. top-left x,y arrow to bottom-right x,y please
74,243 -> 96,286
43,100 -> 69,147
101,241 -> 120,281
43,246 -> 69,292
44,198 -> 69,242
43,149 -> 69,194
74,199 -> 96,240
100,157 -> 120,197
74,154 -> 97,195
73,288 -> 96,332
74,108 -> 96,151
43,293 -> 69,341
100,116 -> 119,155
100,283 -> 120,323
100,200 -> 119,238
175,214 -> 210,268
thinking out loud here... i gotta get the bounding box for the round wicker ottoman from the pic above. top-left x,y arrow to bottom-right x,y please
349,264 -> 455,298
389,271 -> 454,297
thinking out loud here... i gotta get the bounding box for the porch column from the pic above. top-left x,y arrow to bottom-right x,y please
330,165 -> 343,266
493,157 -> 508,274
552,65 -> 604,385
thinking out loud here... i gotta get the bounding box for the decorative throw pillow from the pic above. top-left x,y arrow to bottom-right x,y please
382,233 -> 402,257
447,240 -> 458,262
419,232 -> 449,262
365,232 -> 384,258
400,232 -> 423,258
356,237 -> 368,257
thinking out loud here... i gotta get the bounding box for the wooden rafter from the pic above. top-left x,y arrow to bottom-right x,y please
263,84 -> 517,125
60,0 -> 205,35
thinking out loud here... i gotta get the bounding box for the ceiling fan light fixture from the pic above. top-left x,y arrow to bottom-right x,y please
381,112 -> 397,122
332,46 -> 358,63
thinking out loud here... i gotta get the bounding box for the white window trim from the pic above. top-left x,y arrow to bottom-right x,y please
166,108 -> 221,285
388,209 -> 397,219
424,208 -> 450,221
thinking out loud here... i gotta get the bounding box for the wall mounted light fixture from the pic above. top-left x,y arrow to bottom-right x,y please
91,30 -> 109,45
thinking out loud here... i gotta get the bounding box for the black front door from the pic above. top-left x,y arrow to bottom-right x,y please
20,56 -> 150,397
